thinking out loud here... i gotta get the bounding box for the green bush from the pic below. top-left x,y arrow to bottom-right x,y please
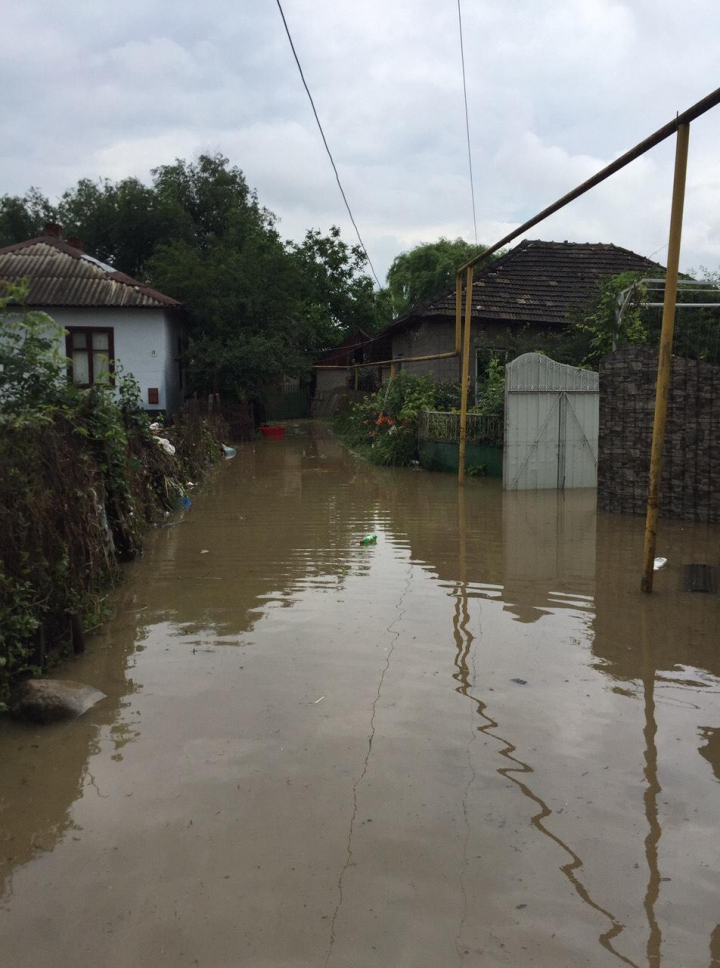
335,373 -> 444,466
335,368 -> 508,467
474,356 -> 505,417
0,286 -> 225,708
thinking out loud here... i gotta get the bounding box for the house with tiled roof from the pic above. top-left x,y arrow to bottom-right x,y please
375,239 -> 666,383
0,224 -> 185,414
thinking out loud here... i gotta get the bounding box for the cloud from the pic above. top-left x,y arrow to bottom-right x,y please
2,0 -> 720,281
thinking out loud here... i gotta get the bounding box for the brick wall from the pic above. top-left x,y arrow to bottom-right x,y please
598,347 -> 720,522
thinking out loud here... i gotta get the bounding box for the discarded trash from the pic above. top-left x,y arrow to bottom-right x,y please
314,696 -> 325,704
149,422 -> 161,431
360,533 -> 378,546
260,427 -> 285,440
155,436 -> 176,456
511,678 -> 528,685
653,557 -> 667,571
222,444 -> 237,460
177,494 -> 192,510
200,549 -> 210,554
186,481 -> 196,488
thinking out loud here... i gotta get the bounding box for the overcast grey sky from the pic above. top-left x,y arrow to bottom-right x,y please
2,0 -> 719,281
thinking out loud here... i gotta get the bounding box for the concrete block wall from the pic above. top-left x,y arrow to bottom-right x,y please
391,319 -> 461,382
598,347 -> 720,523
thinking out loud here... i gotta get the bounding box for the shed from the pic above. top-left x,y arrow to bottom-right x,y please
315,328 -> 372,392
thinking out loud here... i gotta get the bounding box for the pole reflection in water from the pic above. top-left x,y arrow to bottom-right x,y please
640,604 -> 662,966
451,486 -> 638,967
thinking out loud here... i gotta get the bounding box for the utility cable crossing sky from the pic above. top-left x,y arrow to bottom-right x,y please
457,0 -> 478,246
274,0 -> 382,288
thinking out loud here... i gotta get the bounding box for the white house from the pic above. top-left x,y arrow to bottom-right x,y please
0,224 -> 185,414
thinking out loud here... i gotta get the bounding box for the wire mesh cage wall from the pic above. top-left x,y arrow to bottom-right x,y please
418,410 -> 503,445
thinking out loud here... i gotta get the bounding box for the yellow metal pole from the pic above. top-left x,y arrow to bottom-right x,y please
641,122 -> 690,593
455,272 -> 463,354
458,266 -> 474,483
390,361 -> 396,380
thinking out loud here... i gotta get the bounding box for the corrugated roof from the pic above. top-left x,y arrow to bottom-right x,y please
382,240 -> 666,335
0,235 -> 181,309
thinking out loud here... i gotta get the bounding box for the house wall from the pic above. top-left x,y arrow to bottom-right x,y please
598,347 -> 720,522
163,314 -> 183,415
391,320 -> 460,382
388,317 -> 558,384
49,307 -> 182,414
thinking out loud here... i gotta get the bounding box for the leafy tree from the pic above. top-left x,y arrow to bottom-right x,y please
556,268 -> 720,368
564,271 -> 650,367
289,226 -> 388,341
0,188 -> 56,248
146,157 -> 383,399
0,155 -> 387,400
386,237 -> 492,317
57,177 -> 182,278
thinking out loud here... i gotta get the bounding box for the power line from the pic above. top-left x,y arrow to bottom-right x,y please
273,0 -> 382,288
457,0 -> 478,245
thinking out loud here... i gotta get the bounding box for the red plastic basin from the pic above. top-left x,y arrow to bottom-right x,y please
260,426 -> 285,439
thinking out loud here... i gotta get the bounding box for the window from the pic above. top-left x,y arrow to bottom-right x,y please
66,328 -> 114,387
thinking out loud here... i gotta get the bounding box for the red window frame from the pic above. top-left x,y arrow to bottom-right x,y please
65,327 -> 115,388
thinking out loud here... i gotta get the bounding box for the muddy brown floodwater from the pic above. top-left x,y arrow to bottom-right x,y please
1,422 -> 720,968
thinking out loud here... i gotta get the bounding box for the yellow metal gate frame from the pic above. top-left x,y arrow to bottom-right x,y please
316,86 -> 720,590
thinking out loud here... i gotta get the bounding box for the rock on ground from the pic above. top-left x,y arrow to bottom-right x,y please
10,679 -> 106,724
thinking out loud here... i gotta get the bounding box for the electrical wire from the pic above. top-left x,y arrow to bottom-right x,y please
457,0 -> 478,245
273,0 -> 382,288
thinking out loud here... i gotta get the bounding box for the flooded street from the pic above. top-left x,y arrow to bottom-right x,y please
1,422 -> 719,968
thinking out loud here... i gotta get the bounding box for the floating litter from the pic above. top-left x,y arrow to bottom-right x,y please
653,557 -> 667,571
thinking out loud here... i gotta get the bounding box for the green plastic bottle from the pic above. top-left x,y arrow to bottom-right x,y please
360,533 -> 378,546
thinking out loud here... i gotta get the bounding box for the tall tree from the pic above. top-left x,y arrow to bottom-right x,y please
0,155 -> 386,399
386,237 -> 490,317
0,188 -> 56,248
288,226 -> 390,344
146,157 -> 383,397
56,177 -> 183,278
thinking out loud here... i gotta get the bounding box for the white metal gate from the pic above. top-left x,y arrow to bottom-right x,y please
503,353 -> 599,490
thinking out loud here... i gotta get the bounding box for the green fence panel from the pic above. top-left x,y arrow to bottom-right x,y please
419,440 -> 503,477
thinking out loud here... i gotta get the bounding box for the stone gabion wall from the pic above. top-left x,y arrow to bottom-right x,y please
598,347 -> 720,522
